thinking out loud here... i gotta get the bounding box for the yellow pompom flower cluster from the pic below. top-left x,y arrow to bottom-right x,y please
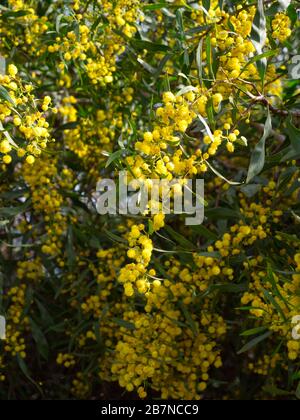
118,224 -> 153,297
0,0 -> 48,56
101,308 -> 226,399
272,13 -> 292,43
0,357 -> 5,382
48,0 -> 140,85
71,373 -> 91,399
3,285 -> 28,359
57,353 -> 76,368
0,65 -> 53,166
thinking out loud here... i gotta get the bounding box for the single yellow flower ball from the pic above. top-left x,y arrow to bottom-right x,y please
0,140 -> 12,154
3,155 -> 12,164
26,155 -> 35,165
8,64 -> 18,77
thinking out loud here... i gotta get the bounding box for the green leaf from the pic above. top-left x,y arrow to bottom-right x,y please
286,4 -> 298,25
131,40 -> 171,53
176,85 -> 198,97
66,226 -> 76,269
241,50 -> 277,75
250,0 -> 267,82
296,382 -> 300,400
56,13 -> 65,34
56,121 -> 79,132
0,189 -> 27,200
164,225 -> 195,249
206,161 -> 243,186
137,58 -> 157,74
281,119 -> 300,161
237,331 -> 273,355
266,265 -> 290,312
178,302 -> 198,335
203,0 -> 211,12
16,354 -> 43,395
0,199 -> 31,218
185,25 -> 210,36
205,207 -> 242,220
104,229 -> 127,244
278,0 -> 291,10
191,225 -> 217,241
112,318 -> 135,330
246,109 -> 272,183
263,384 -> 293,397
0,85 -> 15,106
262,288 -> 287,322
105,149 -> 123,168
196,39 -> 204,86
143,3 -> 170,11
240,326 -> 268,337
206,98 -> 215,129
30,318 -> 49,360
0,121 -> 18,148
205,36 -> 214,80
1,10 -> 31,19
240,184 -> 261,198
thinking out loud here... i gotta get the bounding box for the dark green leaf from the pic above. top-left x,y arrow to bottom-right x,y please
30,318 -> 49,360
250,0 -> 267,82
246,109 -> 272,183
105,149 -> 123,168
0,85 -> 15,106
237,331 -> 273,355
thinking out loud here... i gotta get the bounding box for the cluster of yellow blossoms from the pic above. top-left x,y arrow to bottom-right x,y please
3,285 -> 28,360
0,0 -> 48,56
48,0 -> 141,85
272,12 -> 292,42
0,64 -> 53,166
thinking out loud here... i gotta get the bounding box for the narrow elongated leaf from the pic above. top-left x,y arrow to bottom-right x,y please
296,382 -> 300,400
206,161 -> 243,186
132,40 -> 171,53
0,121 -> 18,148
281,119 -> 300,161
0,199 -> 31,218
176,85 -> 197,97
203,0 -> 211,12
0,315 -> 5,339
16,354 -> 43,395
30,319 -> 49,360
164,225 -> 195,249
205,207 -> 241,220
137,58 -> 156,74
262,289 -> 287,322
240,326 -> 268,337
246,109 -> 272,183
143,3 -> 171,11
1,10 -> 30,19
278,0 -> 291,10
196,39 -> 203,86
0,85 -> 15,105
251,0 -> 267,82
112,318 -> 135,330
105,149 -> 123,168
241,50 -> 277,75
237,331 -> 273,355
